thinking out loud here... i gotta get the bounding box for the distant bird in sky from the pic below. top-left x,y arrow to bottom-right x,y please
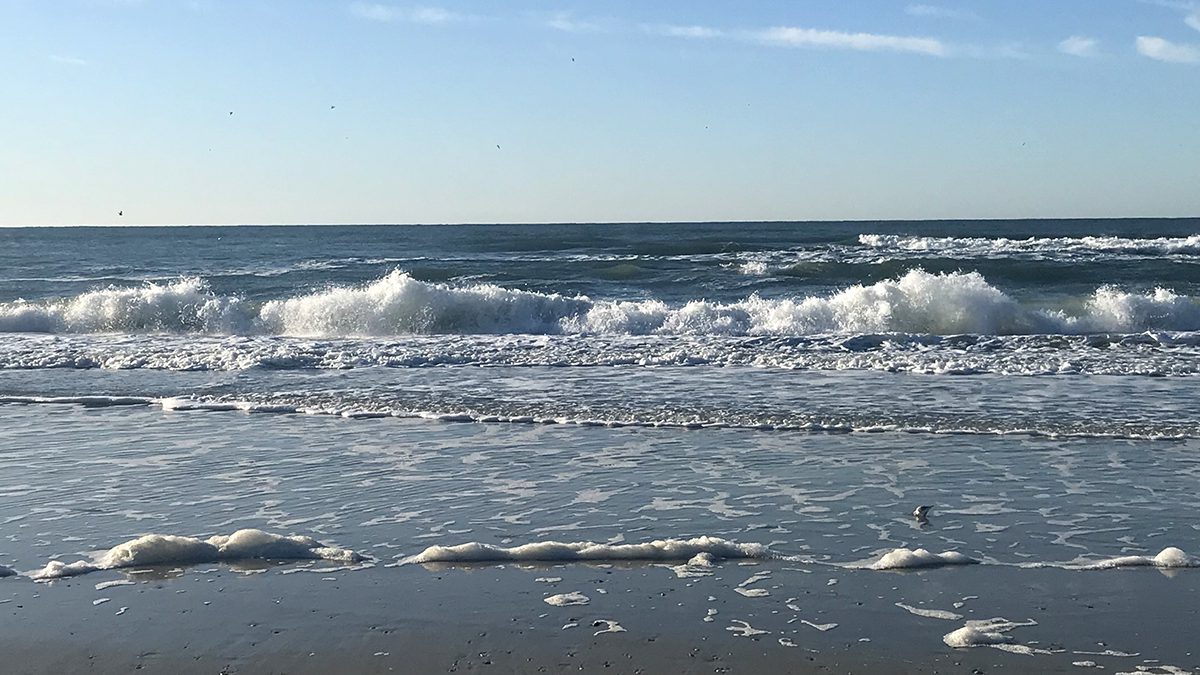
117,210 -> 123,217
913,505 -> 933,520
330,105 -> 336,109
496,144 -> 501,150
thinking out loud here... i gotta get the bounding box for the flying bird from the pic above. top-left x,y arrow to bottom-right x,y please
117,211 -> 123,217
912,505 -> 933,520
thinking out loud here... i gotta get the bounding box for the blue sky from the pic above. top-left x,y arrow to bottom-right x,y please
2,0 -> 1198,225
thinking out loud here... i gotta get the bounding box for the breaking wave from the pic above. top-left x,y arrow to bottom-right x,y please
859,233 -> 1200,257
864,230 -> 1200,257
3,269 -> 1200,337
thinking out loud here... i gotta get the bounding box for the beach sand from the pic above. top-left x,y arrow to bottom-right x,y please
4,559 -> 1197,674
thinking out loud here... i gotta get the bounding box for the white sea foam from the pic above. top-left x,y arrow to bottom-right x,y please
943,617 -> 1038,649
860,233 -> 1200,257
669,552 -> 719,578
31,529 -> 363,579
95,579 -> 137,590
591,619 -> 626,636
0,278 -> 251,334
895,602 -> 963,620
403,536 -> 770,565
726,619 -> 769,637
544,591 -> 590,607
4,269 -> 1200,337
1075,547 -> 1195,570
855,548 -> 978,570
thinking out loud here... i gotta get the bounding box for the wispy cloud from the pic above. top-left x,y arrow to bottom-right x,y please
904,4 -> 977,20
1136,35 -> 1200,63
50,55 -> 89,66
1137,0 -> 1200,31
1136,0 -> 1196,12
1058,36 -> 1099,57
543,12 -> 607,33
645,24 -> 724,39
754,26 -> 947,56
349,6 -> 962,60
349,2 -> 475,25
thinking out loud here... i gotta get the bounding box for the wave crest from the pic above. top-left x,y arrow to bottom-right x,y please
3,269 -> 1200,337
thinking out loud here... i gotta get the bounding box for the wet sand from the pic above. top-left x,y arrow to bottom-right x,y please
3,560 -> 1197,674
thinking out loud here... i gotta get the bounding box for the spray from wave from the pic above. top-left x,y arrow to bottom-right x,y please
2,269 -> 1199,337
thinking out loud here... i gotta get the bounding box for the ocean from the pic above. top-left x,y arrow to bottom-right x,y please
2,219 -> 1199,671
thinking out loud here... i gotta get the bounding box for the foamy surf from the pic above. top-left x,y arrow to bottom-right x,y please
4,269 -> 1200,337
860,233 -> 1200,257
402,536 -> 770,565
30,529 -> 364,580
943,617 -> 1042,652
850,548 -> 978,570
1073,547 -> 1195,570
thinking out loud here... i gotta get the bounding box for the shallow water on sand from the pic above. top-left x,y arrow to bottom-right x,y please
3,404 -> 1198,575
2,404 -> 1199,670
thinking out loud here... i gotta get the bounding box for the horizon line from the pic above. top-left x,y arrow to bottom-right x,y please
3,215 -> 1199,229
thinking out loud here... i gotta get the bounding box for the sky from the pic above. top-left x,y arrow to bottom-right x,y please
2,0 -> 1199,225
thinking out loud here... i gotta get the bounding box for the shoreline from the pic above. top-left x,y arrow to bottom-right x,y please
4,560 -> 1197,674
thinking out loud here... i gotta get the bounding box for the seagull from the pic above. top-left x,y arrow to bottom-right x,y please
117,210 -> 123,217
912,505 -> 933,520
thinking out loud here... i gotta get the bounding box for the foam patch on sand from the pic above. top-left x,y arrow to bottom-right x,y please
544,592 -> 590,607
404,536 -> 769,565
895,602 -> 963,620
1076,547 -> 1195,570
854,548 -> 978,570
31,529 -> 363,579
669,552 -> 719,578
943,617 -> 1041,653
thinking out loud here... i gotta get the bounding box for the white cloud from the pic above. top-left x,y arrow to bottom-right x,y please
1058,35 -> 1099,57
349,3 -> 473,25
544,12 -> 606,33
1136,0 -> 1196,12
754,26 -> 947,56
647,24 -> 723,39
50,55 -> 89,66
1136,35 -> 1200,63
1137,0 -> 1200,30
904,4 -> 976,20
